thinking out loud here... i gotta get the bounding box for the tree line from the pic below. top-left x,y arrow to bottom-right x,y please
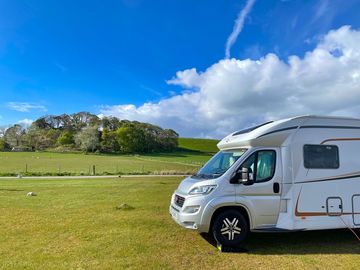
0,112 -> 178,153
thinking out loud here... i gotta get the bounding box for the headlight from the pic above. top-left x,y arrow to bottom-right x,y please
188,185 -> 217,195
183,205 -> 201,214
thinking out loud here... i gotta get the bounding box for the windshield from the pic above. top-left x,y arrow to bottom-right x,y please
193,149 -> 247,179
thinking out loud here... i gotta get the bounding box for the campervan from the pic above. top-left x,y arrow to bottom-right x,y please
169,116 -> 360,246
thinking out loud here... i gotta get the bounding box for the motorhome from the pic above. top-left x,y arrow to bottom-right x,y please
169,116 -> 360,247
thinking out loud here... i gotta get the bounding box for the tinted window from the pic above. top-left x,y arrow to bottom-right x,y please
240,150 -> 276,183
303,144 -> 339,169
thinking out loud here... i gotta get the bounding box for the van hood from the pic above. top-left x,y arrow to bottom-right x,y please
176,176 -> 215,195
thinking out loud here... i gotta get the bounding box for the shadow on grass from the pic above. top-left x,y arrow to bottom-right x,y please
201,229 -> 360,254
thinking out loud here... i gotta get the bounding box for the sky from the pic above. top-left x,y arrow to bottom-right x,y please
1,0 -> 360,138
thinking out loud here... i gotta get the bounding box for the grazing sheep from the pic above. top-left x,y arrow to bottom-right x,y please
27,192 -> 37,197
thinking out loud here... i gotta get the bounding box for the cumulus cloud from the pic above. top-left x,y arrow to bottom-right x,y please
167,68 -> 203,88
100,26 -> 360,138
7,102 -> 47,112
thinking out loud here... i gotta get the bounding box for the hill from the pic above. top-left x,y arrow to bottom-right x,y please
178,138 -> 219,153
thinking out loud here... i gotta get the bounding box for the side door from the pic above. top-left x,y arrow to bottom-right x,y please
234,148 -> 282,228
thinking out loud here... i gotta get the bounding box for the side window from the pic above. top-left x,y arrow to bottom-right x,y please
241,152 -> 256,174
303,144 -> 339,169
256,151 -> 276,182
240,150 -> 276,183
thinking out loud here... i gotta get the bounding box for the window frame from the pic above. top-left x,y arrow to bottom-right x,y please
237,149 -> 277,183
303,144 -> 340,169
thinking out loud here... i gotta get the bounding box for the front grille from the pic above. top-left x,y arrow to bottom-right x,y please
174,194 -> 185,208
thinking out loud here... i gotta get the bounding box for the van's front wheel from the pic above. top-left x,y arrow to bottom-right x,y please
212,210 -> 248,247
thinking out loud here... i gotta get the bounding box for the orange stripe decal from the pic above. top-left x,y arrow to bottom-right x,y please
294,189 -> 360,217
320,138 -> 360,144
295,190 -> 327,217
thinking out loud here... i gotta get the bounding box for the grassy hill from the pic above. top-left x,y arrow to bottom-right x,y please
0,138 -> 218,176
178,138 -> 219,154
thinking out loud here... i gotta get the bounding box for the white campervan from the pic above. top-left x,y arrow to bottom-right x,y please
170,116 -> 360,247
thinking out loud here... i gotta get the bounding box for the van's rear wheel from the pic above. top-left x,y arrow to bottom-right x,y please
212,210 -> 248,247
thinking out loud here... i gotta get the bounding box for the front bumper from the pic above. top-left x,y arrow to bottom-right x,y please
169,193 -> 209,232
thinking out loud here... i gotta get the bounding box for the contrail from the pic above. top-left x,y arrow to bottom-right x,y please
225,0 -> 256,59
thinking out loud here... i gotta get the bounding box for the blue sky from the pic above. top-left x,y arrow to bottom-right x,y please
1,0 -> 360,137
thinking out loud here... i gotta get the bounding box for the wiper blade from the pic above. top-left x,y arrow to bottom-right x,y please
192,173 -> 209,179
211,170 -> 225,175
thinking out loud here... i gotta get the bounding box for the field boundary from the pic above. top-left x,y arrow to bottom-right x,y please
0,174 -> 190,180
133,156 -> 202,166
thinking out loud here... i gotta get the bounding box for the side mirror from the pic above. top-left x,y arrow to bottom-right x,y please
240,167 -> 254,185
230,167 -> 254,185
240,167 -> 249,183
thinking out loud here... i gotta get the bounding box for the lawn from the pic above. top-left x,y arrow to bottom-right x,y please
0,177 -> 359,269
0,151 -> 210,176
0,138 -> 219,176
178,138 -> 219,154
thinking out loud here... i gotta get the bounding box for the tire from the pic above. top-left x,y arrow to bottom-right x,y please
212,210 -> 249,247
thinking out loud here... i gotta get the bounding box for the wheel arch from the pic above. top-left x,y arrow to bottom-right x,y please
203,204 -> 252,233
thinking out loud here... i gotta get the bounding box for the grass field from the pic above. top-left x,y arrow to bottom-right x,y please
178,138 -> 219,153
0,177 -> 359,269
0,138 -> 219,176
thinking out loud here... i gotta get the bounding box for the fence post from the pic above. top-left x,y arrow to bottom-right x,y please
93,165 -> 96,175
25,163 -> 28,173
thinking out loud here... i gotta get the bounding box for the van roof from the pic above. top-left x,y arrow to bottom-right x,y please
217,115 -> 360,150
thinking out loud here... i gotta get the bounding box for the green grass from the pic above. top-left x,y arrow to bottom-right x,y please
178,138 -> 219,153
0,151 -> 210,176
0,177 -> 359,269
0,138 -> 218,176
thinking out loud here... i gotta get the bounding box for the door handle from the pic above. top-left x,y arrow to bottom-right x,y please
273,182 -> 280,193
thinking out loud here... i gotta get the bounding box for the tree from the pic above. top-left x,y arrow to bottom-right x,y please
100,128 -> 119,152
0,139 -> 9,151
101,117 -> 122,131
71,112 -> 99,131
45,129 -> 61,147
75,126 -> 100,152
4,124 -> 25,148
160,129 -> 179,151
33,117 -> 52,129
57,131 -> 75,146
24,124 -> 45,150
0,126 -> 6,138
2,112 -> 179,153
116,125 -> 146,153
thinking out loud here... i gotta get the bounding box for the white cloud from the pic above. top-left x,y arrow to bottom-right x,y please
18,119 -> 33,127
225,0 -> 256,59
100,26 -> 360,138
167,68 -> 203,88
7,102 -> 47,112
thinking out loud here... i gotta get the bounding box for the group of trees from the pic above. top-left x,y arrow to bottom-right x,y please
0,112 -> 178,153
